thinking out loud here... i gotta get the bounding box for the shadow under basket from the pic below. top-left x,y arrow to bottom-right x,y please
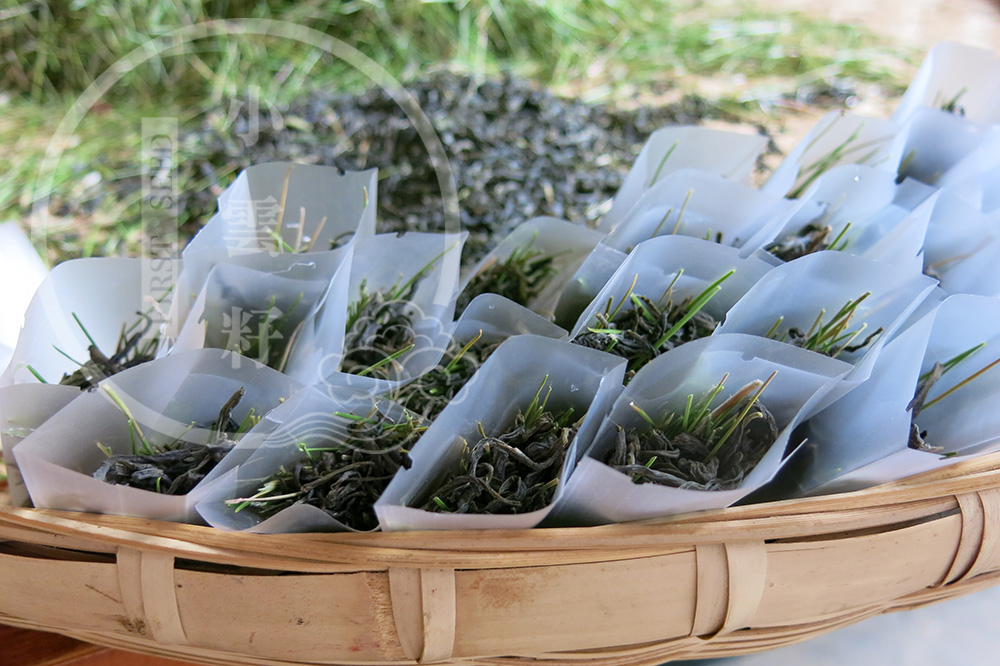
2,453 -> 1000,666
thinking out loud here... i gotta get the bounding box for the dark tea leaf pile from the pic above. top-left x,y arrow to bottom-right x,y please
228,410 -> 420,531
422,380 -> 582,514
572,275 -> 726,381
58,312 -> 159,390
607,376 -> 778,491
93,387 -> 249,495
390,334 -> 501,421
456,238 -> 558,313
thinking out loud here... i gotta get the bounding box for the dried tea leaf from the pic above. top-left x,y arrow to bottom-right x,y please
59,312 -> 160,389
422,379 -> 582,515
390,333 -> 501,421
340,281 -> 418,380
228,410 -> 421,531
456,236 -> 557,314
908,344 -> 1000,452
766,292 -> 883,359
93,387 -> 252,495
572,271 -> 730,382
607,375 -> 778,491
765,221 -> 851,262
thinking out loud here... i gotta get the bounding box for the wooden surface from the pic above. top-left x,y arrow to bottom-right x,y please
0,625 -> 198,666
1,453 -> 1000,664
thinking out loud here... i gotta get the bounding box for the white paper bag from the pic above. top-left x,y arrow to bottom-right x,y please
778,295 -> 1000,496
314,232 -> 467,395
14,349 -> 302,523
604,168 -> 799,255
0,257 -> 179,505
457,218 -> 604,321
921,189 -> 1000,283
895,106 -> 999,186
375,335 -> 627,530
2,257 -> 176,388
187,163 -> 377,256
170,263 -> 330,380
382,294 -> 568,420
600,126 -> 768,232
755,164 -> 928,271
716,250 -> 937,388
0,223 -> 47,373
764,111 -> 903,199
892,42 -> 1000,125
569,235 -> 774,352
550,333 -> 850,525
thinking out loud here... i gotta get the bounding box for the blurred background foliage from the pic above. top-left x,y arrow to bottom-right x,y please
0,0 -> 914,262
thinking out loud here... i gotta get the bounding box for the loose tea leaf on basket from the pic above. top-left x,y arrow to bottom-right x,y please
765,221 -> 852,262
341,247 -> 451,379
93,386 -> 254,495
606,372 -> 778,491
421,376 -> 583,515
907,343 -> 1000,452
340,279 -> 419,379
390,331 -> 501,421
51,311 -> 160,390
765,292 -> 883,359
572,270 -> 731,382
226,409 -> 422,531
456,233 -> 558,313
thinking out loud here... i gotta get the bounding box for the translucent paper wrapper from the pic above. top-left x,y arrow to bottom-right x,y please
556,169 -> 794,326
315,232 -> 467,394
892,42 -> 1000,125
0,257 -> 178,505
603,169 -> 799,255
716,251 -> 937,388
2,257 -> 175,387
170,263 -> 329,382
459,218 -> 603,321
0,222 -> 47,373
196,386 -> 404,533
783,295 -> 1000,496
13,349 -> 302,522
920,190 -> 1000,288
937,236 -> 1000,298
453,293 -> 567,344
569,235 -> 775,340
599,126 -> 768,232
374,336 -> 627,531
186,164 -> 378,256
755,164 -> 931,272
0,384 -> 77,507
550,334 -> 851,526
764,111 -> 904,199
172,164 -> 376,332
895,107 -> 1000,187
171,246 -> 351,341
936,132 -> 1000,213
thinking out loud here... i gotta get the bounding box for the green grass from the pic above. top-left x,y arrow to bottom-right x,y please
3,1 -> 911,103
0,0 -> 915,263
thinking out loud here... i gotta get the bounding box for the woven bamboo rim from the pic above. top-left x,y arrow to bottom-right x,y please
2,450 -> 1000,666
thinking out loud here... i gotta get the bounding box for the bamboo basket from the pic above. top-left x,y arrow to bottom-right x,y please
2,450 -> 1000,666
